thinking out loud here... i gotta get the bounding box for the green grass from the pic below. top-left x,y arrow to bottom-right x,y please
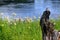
0,19 -> 60,40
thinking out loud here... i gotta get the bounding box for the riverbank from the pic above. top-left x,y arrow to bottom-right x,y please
0,17 -> 60,40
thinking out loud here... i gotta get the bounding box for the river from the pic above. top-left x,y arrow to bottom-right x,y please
0,0 -> 60,19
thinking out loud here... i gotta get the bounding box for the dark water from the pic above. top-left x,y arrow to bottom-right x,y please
0,0 -> 60,19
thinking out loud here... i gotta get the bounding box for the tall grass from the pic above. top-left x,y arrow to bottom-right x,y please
0,18 -> 42,40
0,13 -> 60,40
0,18 -> 60,40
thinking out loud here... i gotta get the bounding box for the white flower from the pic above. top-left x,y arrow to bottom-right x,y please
15,18 -> 24,22
15,18 -> 19,21
14,23 -> 16,25
10,22 -> 12,24
38,17 -> 40,19
33,16 -> 36,19
25,17 -> 27,19
0,12 -> 4,16
12,12 -> 16,16
19,18 -> 24,21
5,16 -> 8,19
8,20 -> 10,23
25,17 -> 32,23
4,16 -> 10,22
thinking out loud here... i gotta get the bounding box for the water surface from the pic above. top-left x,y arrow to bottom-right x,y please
0,0 -> 60,19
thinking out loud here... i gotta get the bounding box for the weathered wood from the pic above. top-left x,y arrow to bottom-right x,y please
53,30 -> 58,40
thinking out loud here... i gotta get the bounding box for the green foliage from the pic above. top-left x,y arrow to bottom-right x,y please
0,18 -> 60,40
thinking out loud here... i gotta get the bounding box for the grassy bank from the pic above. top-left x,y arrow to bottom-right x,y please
0,18 -> 60,40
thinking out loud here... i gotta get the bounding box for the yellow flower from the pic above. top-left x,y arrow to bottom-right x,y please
38,17 -> 40,19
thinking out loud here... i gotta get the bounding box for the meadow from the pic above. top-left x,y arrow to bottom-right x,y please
0,13 -> 60,40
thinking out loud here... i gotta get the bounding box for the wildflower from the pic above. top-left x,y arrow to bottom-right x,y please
15,18 -> 24,22
8,20 -> 10,23
12,12 -> 16,16
25,17 -> 32,23
28,18 -> 32,22
33,16 -> 36,19
5,16 -> 8,19
24,17 -> 27,19
15,18 -> 19,21
21,18 -> 24,21
19,18 -> 24,22
4,16 -> 10,23
0,12 -> 4,16
14,23 -> 16,25
10,22 -> 12,24
37,17 -> 40,21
